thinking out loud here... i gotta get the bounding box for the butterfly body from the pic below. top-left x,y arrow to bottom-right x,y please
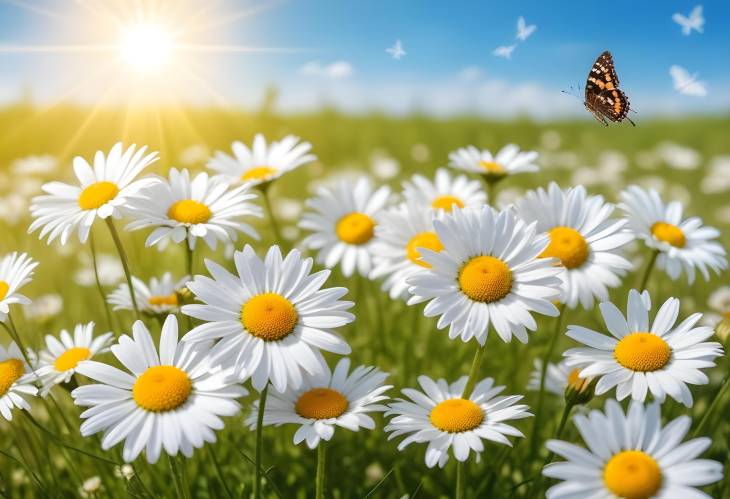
584,51 -> 635,126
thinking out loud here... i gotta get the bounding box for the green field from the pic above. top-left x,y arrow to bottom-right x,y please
0,103 -> 729,498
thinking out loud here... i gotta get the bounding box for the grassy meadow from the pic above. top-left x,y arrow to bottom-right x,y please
0,102 -> 729,498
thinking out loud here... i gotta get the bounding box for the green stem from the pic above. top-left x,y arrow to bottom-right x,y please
692,373 -> 730,437
105,218 -> 140,320
208,446 -> 233,499
184,237 -> 195,277
254,384 -> 269,499
315,441 -> 327,499
462,343 -> 487,398
533,402 -> 575,497
2,315 -> 36,372
455,460 -> 466,499
638,249 -> 659,291
259,184 -> 284,244
89,229 -> 114,331
169,454 -> 187,499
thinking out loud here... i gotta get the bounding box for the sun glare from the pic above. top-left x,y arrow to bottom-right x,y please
119,24 -> 174,69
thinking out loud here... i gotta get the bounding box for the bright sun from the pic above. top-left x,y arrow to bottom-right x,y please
118,23 -> 174,70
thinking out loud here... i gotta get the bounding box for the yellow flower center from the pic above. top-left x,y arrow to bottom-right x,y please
241,293 -> 298,341
723,311 -> 730,320
0,280 -> 9,301
54,347 -> 91,371
431,195 -> 464,212
479,161 -> 506,175
241,166 -> 276,182
336,212 -> 375,245
429,398 -> 484,433
603,450 -> 662,499
406,232 -> 444,268
0,358 -> 25,396
458,256 -> 513,303
132,366 -> 192,412
78,181 -> 119,210
650,222 -> 685,248
148,294 -> 179,307
614,333 -> 671,372
295,388 -> 349,419
167,199 -> 212,224
567,368 -> 590,393
541,226 -> 589,269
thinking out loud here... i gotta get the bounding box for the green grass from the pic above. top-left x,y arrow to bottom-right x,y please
0,103 -> 729,498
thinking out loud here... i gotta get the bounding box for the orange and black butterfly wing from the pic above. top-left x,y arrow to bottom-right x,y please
584,51 -> 635,125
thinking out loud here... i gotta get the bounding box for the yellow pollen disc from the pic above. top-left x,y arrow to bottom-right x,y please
540,226 -> 590,269
336,212 -> 375,245
241,166 -> 276,182
614,333 -> 671,372
567,368 -> 590,393
431,195 -> 465,212
167,199 -> 212,224
148,294 -> 179,307
651,222 -> 686,248
458,256 -> 513,303
0,359 -> 25,396
133,366 -> 192,412
429,398 -> 484,433
78,181 -> 119,210
723,311 -> 730,320
0,280 -> 9,301
241,293 -> 298,341
295,388 -> 349,419
479,161 -> 506,175
406,232 -> 444,268
54,347 -> 91,371
603,450 -> 662,499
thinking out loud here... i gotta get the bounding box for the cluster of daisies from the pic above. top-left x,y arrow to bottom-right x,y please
0,136 -> 726,498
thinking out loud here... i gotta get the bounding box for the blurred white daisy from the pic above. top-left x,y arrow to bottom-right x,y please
22,293 -> 63,322
247,358 -> 391,448
370,153 -> 400,180
126,168 -> 261,250
79,476 -> 102,498
527,359 -> 590,397
703,286 -> 730,327
0,341 -> 38,420
402,168 -> 486,213
515,183 -> 633,309
74,253 -> 123,287
35,322 -> 113,395
11,155 -> 58,176
370,203 -> 443,300
29,143 -> 158,245
544,399 -> 723,499
72,315 -> 246,463
182,245 -> 353,392
564,289 -> 723,407
620,186 -> 727,283
407,206 -> 562,345
385,375 -> 530,468
0,252 -> 38,322
108,273 -> 189,315
208,134 -> 315,186
300,177 -> 391,278
448,144 -> 539,182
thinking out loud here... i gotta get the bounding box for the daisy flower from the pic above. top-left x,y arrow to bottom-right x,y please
369,203 -> 444,300
72,315 -> 246,463
246,358 -> 391,448
407,206 -> 562,345
0,252 -> 38,322
619,185 -> 727,283
208,133 -> 316,186
564,289 -> 724,407
515,183 -> 633,309
385,375 -> 530,468
126,168 -> 261,250
543,399 -> 723,499
402,168 -> 486,213
28,143 -> 158,245
300,177 -> 391,277
107,273 -> 189,315
527,359 -> 590,397
0,341 -> 38,420
35,322 -> 113,395
702,285 -> 730,328
448,144 -> 539,182
182,245 -> 353,392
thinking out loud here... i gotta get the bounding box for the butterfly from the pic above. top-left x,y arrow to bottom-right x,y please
516,16 -> 537,41
386,39 -> 406,60
584,51 -> 635,126
670,65 -> 707,97
493,45 -> 516,59
672,5 -> 704,36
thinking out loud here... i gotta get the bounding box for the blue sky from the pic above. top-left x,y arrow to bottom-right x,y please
0,0 -> 729,118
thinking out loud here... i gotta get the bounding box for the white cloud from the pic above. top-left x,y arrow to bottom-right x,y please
457,66 -> 484,82
299,60 -> 353,79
